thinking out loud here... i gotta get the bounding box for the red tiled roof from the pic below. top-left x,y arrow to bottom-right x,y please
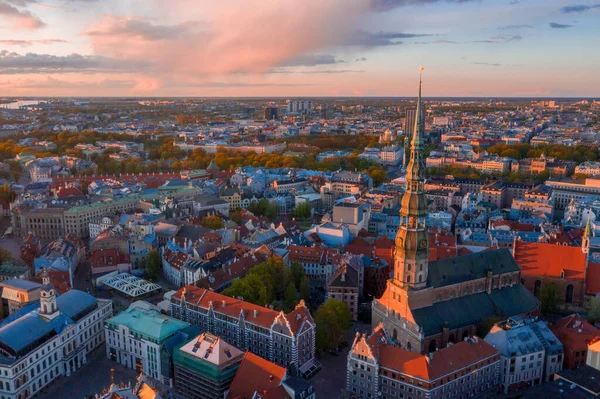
225,352 -> 287,399
551,314 -> 600,351
56,186 -> 84,199
514,241 -> 586,280
31,270 -> 70,294
174,286 -> 313,333
196,253 -> 267,291
379,338 -> 498,381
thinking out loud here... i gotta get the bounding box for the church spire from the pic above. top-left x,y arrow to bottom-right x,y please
393,69 -> 429,289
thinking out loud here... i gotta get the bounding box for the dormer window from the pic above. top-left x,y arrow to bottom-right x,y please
560,270 -> 565,279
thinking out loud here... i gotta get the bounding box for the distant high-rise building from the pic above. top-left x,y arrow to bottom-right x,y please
286,100 -> 312,114
263,107 -> 278,120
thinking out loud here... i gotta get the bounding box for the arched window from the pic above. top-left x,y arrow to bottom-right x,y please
407,264 -> 412,271
428,340 -> 437,353
419,264 -> 423,271
393,329 -> 398,342
406,342 -> 412,351
462,329 -> 470,341
534,280 -> 542,297
566,284 -> 574,304
448,334 -> 455,344
521,278 -> 525,285
418,274 -> 422,283
407,275 -> 411,283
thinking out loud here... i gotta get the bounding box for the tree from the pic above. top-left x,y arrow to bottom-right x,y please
265,202 -> 278,220
200,215 -> 225,230
0,247 -> 13,264
290,261 -> 305,288
585,296 -> 600,325
230,210 -> 242,224
146,249 -> 162,281
300,275 -> 311,302
539,281 -> 559,314
285,282 -> 298,311
368,168 -> 388,186
315,299 -> 352,353
292,202 -> 312,219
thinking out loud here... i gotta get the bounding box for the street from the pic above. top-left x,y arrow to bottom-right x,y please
36,346 -> 138,399
311,322 -> 371,398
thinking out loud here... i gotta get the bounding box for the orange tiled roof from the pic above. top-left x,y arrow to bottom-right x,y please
174,285 -> 312,333
551,314 -> 600,351
514,241 -> 586,280
226,352 -> 287,399
379,338 -> 498,381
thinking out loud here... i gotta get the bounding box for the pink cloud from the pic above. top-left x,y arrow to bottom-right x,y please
0,2 -> 45,31
82,0 -> 369,88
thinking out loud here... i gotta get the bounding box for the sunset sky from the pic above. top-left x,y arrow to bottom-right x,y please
0,0 -> 598,97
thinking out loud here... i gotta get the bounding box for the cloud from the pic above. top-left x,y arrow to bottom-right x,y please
0,1 -> 45,30
84,16 -> 196,41
497,24 -> 533,30
7,76 -> 136,89
267,69 -> 365,74
369,0 -> 476,12
276,54 -> 343,67
0,39 -> 67,47
355,57 -> 368,61
560,4 -> 600,13
472,62 -> 523,67
342,30 -> 433,46
0,50 -> 147,74
549,22 -> 574,28
414,39 -> 458,44
416,35 -> 521,45
489,34 -> 522,41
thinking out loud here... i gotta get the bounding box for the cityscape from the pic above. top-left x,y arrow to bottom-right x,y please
1,1 -> 600,399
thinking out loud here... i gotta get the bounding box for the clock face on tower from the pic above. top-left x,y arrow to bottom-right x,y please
419,239 -> 427,249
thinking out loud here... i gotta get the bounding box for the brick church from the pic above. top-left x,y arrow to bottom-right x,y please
371,77 -> 540,354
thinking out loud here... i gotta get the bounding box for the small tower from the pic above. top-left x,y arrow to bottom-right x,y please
39,270 -> 60,320
583,218 -> 592,254
207,159 -> 220,179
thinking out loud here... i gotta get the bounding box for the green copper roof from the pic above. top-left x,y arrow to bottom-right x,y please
107,307 -> 190,343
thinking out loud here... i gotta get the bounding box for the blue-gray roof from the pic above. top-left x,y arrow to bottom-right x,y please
0,279 -> 41,291
0,313 -> 72,354
56,290 -> 97,319
427,248 -> 520,288
412,284 -> 539,337
0,290 -> 97,357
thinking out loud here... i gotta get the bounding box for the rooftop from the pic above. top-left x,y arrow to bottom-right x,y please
107,307 -> 190,343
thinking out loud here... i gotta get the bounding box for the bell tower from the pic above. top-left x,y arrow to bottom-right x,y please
393,70 -> 429,289
39,269 -> 60,320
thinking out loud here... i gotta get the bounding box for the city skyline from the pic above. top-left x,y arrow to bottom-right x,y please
0,0 -> 599,97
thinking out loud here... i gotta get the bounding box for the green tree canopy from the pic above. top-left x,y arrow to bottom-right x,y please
145,249 -> 162,281
315,299 -> 353,353
200,215 -> 224,230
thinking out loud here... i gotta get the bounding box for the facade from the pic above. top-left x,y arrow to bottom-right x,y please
105,305 -> 191,383
513,232 -> 590,309
484,317 -> 563,394
380,146 -> 403,165
347,324 -> 500,399
327,265 -> 359,320
170,286 -> 317,374
173,333 -> 244,399
551,314 -> 600,369
332,202 -> 371,236
372,79 -> 539,355
288,245 -> 341,282
0,280 -> 41,318
547,178 -> 600,211
0,277 -> 112,399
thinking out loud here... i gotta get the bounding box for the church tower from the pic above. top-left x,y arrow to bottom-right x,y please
393,73 -> 429,289
39,270 -> 60,320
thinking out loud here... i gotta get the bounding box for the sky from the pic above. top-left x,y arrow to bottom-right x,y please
0,0 -> 598,97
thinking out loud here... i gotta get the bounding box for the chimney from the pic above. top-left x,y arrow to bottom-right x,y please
222,300 -> 226,307
254,309 -> 258,318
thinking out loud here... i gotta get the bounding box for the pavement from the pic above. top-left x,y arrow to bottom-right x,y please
311,321 -> 372,398
36,346 -> 138,399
